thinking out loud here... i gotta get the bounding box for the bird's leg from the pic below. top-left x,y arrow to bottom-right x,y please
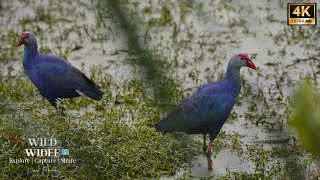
54,106 -> 65,117
202,134 -> 207,154
202,135 -> 213,170
54,106 -> 61,117
206,139 -> 213,170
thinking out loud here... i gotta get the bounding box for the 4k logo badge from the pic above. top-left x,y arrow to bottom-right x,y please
288,3 -> 316,25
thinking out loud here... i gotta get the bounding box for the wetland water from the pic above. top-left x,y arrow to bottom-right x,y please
0,0 -> 319,179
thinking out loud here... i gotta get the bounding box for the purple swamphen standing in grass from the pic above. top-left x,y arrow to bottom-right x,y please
16,31 -> 103,115
155,54 -> 256,170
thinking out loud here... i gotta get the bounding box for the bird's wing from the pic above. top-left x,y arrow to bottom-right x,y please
156,85 -> 233,132
35,55 -> 96,90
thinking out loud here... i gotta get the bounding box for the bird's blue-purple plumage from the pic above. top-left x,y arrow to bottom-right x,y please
21,33 -> 103,106
155,56 -> 244,140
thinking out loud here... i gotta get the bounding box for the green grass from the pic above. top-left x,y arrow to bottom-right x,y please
0,73 -> 198,179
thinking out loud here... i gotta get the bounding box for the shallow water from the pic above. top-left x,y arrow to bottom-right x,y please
120,0 -> 319,177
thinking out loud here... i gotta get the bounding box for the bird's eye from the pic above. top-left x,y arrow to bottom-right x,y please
240,57 -> 244,60
26,36 -> 29,39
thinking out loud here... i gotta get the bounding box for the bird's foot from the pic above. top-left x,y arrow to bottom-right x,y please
54,107 -> 66,118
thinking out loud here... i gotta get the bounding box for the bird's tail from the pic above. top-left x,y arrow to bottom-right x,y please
77,85 -> 103,101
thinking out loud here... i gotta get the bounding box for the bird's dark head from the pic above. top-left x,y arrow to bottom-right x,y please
229,53 -> 257,70
16,31 -> 36,47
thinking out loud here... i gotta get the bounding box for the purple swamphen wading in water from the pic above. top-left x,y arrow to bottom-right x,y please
16,32 -> 103,115
155,54 -> 256,170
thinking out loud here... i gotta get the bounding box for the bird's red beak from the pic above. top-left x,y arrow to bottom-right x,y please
16,38 -> 24,47
238,53 -> 257,70
16,32 -> 31,47
246,60 -> 256,70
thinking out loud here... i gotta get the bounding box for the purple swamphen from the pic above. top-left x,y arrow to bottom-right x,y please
16,32 -> 103,115
155,54 -> 256,170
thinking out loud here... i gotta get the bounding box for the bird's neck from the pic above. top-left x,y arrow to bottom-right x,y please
225,66 -> 241,94
23,44 -> 38,68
